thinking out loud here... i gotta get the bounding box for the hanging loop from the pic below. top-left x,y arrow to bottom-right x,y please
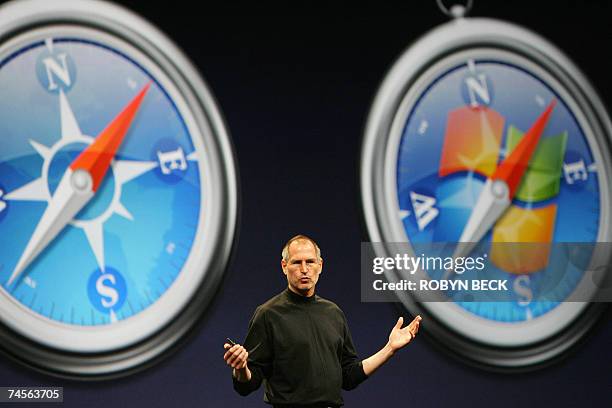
436,0 -> 473,19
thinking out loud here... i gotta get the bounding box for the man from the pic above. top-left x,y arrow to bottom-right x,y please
223,235 -> 421,407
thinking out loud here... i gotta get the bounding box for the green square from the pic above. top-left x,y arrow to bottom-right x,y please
505,126 -> 567,202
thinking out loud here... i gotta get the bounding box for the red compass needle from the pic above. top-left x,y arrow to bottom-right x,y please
492,99 -> 556,199
70,82 -> 151,191
7,83 -> 150,285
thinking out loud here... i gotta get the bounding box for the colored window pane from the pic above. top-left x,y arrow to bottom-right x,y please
505,126 -> 567,202
439,106 -> 505,177
491,204 -> 557,273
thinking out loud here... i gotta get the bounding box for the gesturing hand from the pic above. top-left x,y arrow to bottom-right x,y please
388,315 -> 422,352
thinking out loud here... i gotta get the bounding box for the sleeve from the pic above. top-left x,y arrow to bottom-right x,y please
232,306 -> 274,396
339,310 -> 368,390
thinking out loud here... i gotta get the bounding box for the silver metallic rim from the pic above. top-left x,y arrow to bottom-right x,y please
0,0 -> 238,377
360,17 -> 610,369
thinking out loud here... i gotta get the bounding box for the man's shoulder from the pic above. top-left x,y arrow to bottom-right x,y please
315,294 -> 345,315
315,294 -> 339,307
251,291 -> 289,318
257,291 -> 287,310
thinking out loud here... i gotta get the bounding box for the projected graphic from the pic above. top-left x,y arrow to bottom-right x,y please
0,0 -> 237,378
361,17 -> 612,368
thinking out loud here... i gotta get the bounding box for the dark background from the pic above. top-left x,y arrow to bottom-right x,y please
1,1 -> 611,406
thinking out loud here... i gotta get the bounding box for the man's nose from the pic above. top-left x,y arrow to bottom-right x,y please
299,261 -> 308,272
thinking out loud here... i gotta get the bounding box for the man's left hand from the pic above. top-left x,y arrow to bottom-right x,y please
362,315 -> 423,376
387,315 -> 422,352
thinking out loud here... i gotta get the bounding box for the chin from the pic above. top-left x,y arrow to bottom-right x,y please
296,284 -> 312,293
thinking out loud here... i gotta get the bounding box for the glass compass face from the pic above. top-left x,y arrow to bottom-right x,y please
0,1 -> 237,377
397,51 -> 601,322
361,17 -> 611,369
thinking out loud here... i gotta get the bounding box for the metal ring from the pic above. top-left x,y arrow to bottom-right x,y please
436,0 -> 473,18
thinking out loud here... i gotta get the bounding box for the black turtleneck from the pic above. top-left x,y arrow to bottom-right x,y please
232,289 -> 368,406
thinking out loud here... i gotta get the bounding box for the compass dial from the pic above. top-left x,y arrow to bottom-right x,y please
0,1 -> 237,377
361,18 -> 611,368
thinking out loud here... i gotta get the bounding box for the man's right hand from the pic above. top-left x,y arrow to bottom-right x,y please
224,343 -> 251,382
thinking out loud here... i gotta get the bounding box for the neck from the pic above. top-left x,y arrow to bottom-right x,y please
287,285 -> 314,298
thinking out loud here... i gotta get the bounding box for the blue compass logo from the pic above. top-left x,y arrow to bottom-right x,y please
0,0 -> 236,378
0,38 -> 202,326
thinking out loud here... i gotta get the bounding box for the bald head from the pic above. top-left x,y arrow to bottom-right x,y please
281,235 -> 322,262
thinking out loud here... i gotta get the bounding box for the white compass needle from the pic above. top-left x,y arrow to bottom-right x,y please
8,83 -> 150,286
452,179 -> 509,261
8,169 -> 94,285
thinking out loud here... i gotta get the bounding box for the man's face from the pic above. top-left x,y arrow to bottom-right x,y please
281,240 -> 322,297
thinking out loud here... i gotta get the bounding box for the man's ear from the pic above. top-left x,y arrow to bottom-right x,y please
281,260 -> 288,276
318,258 -> 323,274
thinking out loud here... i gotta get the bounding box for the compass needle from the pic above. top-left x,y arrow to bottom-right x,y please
7,83 -> 151,285
452,100 -> 556,261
